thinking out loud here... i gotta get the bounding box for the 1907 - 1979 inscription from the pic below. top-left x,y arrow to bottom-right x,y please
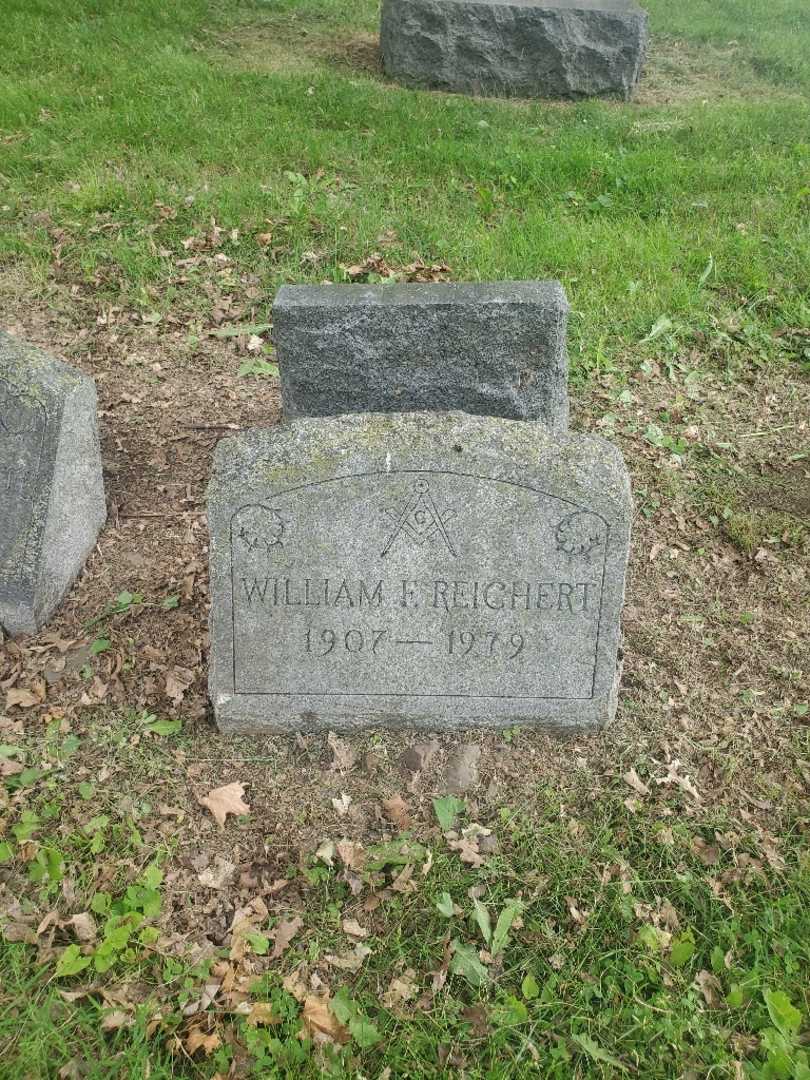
229,472 -> 609,702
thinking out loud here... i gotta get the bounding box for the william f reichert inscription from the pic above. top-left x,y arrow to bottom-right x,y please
208,411 -> 631,733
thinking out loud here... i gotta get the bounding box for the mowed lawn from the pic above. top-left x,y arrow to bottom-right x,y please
0,1 -> 809,1078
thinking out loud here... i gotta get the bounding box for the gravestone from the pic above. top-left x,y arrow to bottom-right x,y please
208,410 -> 631,733
0,331 -> 106,636
273,281 -> 570,430
380,0 -> 648,101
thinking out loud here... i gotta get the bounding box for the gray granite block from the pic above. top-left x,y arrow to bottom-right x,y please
380,0 -> 648,100
208,410 -> 631,733
273,281 -> 569,430
0,332 -> 106,636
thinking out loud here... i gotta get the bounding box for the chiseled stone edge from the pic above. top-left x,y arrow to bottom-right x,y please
380,0 -> 649,101
0,332 -> 106,635
208,411 -> 632,734
273,280 -> 570,430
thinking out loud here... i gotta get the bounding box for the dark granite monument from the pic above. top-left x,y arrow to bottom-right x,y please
380,0 -> 649,101
273,281 -> 570,431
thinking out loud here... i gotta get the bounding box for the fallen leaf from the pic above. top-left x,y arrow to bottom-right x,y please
655,760 -> 700,801
185,1028 -> 221,1055
382,969 -> 419,1010
695,970 -> 725,1009
6,688 -> 42,709
336,839 -> 365,870
331,793 -> 352,816
324,943 -> 372,972
315,840 -> 335,867
383,794 -> 412,829
447,837 -> 483,868
342,917 -> 368,939
299,994 -> 350,1046
327,732 -> 357,773
691,837 -> 720,866
165,666 -> 194,705
272,916 -> 303,959
198,857 -> 237,890
101,1010 -> 133,1031
244,1002 -> 281,1027
199,782 -> 250,829
623,767 -> 650,797
67,912 -> 96,943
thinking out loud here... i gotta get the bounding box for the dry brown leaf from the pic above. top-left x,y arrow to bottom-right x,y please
165,666 -> 194,705
244,1002 -> 281,1027
6,687 -> 42,709
383,794 -> 412,829
382,969 -> 419,1010
185,1028 -> 221,1055
327,731 -> 357,772
342,917 -> 368,939
695,970 -> 725,1009
331,793 -> 352,816
336,839 -> 365,870
623,767 -> 650,797
692,837 -> 720,866
447,837 -> 483,868
101,1010 -> 133,1031
197,857 -> 237,890
272,916 -> 303,959
299,994 -> 350,1046
566,896 -> 588,926
199,782 -> 250,829
324,943 -> 372,972
0,758 -> 23,777
67,912 -> 97,943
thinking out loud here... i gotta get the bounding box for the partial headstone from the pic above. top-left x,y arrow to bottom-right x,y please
0,332 -> 106,636
273,281 -> 569,431
208,410 -> 631,733
380,0 -> 649,101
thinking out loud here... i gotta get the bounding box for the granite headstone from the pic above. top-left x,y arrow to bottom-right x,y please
273,281 -> 570,430
0,332 -> 106,636
380,0 -> 649,101
208,411 -> 631,733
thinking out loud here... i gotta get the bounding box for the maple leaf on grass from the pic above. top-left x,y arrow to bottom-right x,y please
271,916 -> 303,959
198,782 -> 250,829
299,994 -> 350,1046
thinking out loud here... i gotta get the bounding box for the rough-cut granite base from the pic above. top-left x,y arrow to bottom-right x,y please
0,331 -> 106,636
208,411 -> 632,733
380,0 -> 648,100
273,281 -> 570,430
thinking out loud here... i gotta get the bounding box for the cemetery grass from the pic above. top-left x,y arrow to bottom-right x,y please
0,0 -> 808,1076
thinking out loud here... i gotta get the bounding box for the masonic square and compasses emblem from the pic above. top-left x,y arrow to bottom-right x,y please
381,478 -> 457,557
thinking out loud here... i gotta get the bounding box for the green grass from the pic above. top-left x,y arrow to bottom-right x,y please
2,766 -> 809,1077
1,1 -> 809,1075
1,0 -> 809,375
